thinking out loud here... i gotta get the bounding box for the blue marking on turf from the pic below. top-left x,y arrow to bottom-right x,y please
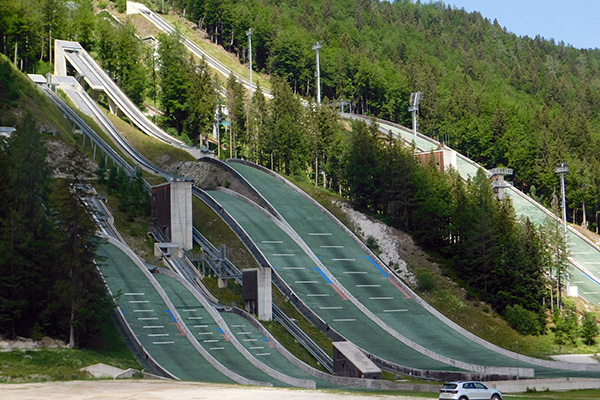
362,256 -> 389,278
582,272 -> 600,287
313,267 -> 333,284
262,337 -> 270,342
122,310 -> 127,313
217,328 -> 225,335
162,310 -> 176,323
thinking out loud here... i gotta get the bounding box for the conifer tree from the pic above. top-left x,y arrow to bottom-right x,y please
52,149 -> 108,348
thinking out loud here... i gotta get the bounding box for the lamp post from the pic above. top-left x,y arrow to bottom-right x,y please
555,162 -> 570,303
312,41 -> 322,105
246,28 -> 253,100
408,91 -> 422,148
555,162 -> 569,240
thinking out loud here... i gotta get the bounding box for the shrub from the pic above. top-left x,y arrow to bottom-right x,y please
552,308 -> 579,349
416,269 -> 435,292
116,0 -> 126,13
366,236 -> 381,255
505,304 -> 542,335
580,312 -> 599,346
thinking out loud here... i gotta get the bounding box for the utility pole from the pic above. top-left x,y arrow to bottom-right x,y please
408,91 -> 422,148
312,41 -> 322,105
246,28 -> 253,99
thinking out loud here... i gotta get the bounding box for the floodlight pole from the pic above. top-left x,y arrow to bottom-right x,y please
555,162 -> 569,242
408,91 -> 422,148
313,41 -> 322,105
555,162 -> 570,296
246,28 -> 253,99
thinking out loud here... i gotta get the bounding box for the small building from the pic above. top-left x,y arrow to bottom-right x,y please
332,341 -> 382,379
415,143 -> 457,173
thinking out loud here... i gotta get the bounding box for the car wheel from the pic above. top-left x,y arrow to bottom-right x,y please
458,396 -> 468,400
491,395 -> 501,400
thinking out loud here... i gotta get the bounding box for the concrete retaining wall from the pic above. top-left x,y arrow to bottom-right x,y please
490,378 -> 600,393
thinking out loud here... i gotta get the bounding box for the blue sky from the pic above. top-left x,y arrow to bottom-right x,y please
443,1 -> 599,49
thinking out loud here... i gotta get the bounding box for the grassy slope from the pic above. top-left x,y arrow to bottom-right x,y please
0,55 -> 77,148
123,11 -> 271,91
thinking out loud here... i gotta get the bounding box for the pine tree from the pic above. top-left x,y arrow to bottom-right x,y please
580,312 -> 599,346
52,149 -> 108,348
344,119 -> 380,210
184,56 -> 217,146
0,115 -> 54,338
158,31 -> 191,135
269,75 -> 307,175
248,83 -> 269,164
225,73 -> 246,158
540,217 -> 570,312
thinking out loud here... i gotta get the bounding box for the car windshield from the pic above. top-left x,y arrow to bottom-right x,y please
442,383 -> 458,389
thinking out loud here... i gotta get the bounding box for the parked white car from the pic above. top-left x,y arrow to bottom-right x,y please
439,381 -> 502,400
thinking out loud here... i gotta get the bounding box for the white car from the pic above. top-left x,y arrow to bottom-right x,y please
439,381 -> 502,400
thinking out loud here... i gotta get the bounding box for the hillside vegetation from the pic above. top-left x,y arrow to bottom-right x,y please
6,0 -> 600,224
162,0 -> 600,230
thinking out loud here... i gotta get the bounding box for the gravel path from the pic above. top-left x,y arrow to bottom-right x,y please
0,380 -> 431,400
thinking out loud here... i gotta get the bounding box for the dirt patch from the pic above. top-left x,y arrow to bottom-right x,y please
127,14 -> 162,39
336,201 -> 430,286
45,139 -> 97,179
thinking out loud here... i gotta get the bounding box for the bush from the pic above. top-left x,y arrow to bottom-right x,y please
552,308 -> 579,349
505,304 -> 542,335
581,312 -> 599,346
416,269 -> 435,292
116,0 -> 126,13
366,236 -> 381,255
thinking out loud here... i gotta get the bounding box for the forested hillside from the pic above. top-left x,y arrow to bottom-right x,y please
4,0 -> 600,227
168,0 -> 600,231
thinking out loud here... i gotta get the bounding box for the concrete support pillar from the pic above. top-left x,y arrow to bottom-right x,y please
54,40 -> 66,76
170,180 -> 193,251
243,268 -> 272,321
108,96 -> 123,117
90,90 -> 100,102
257,268 -> 272,321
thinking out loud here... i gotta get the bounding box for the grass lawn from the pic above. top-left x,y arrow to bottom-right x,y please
0,320 -> 140,383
